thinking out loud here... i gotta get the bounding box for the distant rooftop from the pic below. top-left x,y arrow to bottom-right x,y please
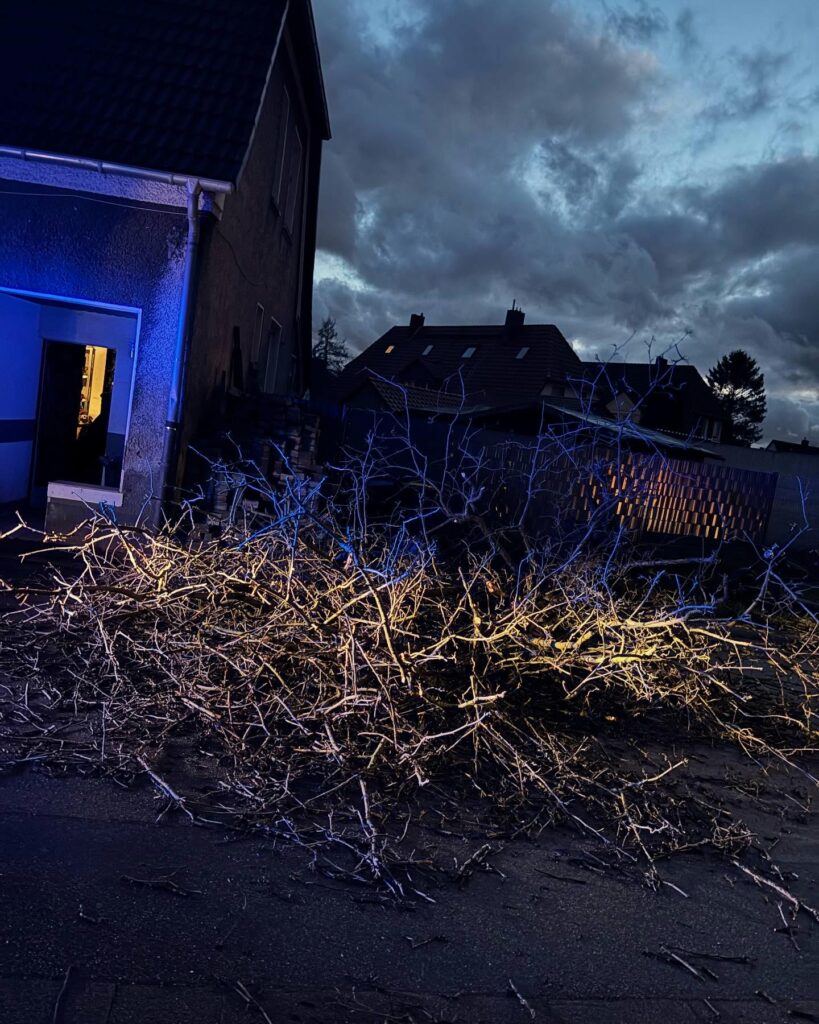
766,438 -> 819,455
578,357 -> 724,421
336,307 -> 583,410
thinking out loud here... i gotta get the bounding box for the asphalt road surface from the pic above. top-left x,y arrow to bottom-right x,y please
1,768 -> 817,1024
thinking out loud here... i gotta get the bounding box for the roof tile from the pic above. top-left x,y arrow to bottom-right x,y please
0,0 -> 289,183
336,321 -> 584,410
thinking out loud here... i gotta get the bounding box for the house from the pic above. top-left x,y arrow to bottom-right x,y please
576,357 -> 724,442
766,438 -> 819,455
334,309 -> 723,442
0,0 -> 330,526
334,307 -> 583,426
329,309 -> 778,546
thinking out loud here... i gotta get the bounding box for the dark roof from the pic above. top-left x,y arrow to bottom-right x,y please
541,402 -> 721,458
336,319 -> 583,411
369,379 -> 487,415
578,359 -> 724,421
0,0 -> 329,185
766,438 -> 819,455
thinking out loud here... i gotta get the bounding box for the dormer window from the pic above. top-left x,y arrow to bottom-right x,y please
385,345 -> 395,354
516,347 -> 530,359
422,344 -> 434,356
462,346 -> 476,359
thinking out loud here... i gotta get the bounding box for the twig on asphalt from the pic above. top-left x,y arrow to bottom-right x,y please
121,873 -> 202,897
455,843 -> 492,883
776,901 -> 802,952
756,989 -> 779,1006
231,979 -> 275,1024
667,945 -> 752,965
507,977 -> 536,1019
404,934 -> 448,950
733,861 -> 819,923
77,904 -> 104,925
644,947 -> 707,982
137,756 -> 195,822
52,964 -> 75,1024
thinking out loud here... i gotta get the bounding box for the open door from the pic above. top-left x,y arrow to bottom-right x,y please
30,341 -> 116,506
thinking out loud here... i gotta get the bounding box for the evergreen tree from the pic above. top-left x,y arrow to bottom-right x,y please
312,316 -> 351,376
707,349 -> 766,445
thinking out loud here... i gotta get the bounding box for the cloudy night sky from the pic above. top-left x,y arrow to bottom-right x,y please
310,0 -> 819,443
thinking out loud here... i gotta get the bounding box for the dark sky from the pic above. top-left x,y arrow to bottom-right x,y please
311,0 -> 819,442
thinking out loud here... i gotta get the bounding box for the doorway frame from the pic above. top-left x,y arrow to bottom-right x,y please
0,286 -> 141,495
30,338 -> 119,504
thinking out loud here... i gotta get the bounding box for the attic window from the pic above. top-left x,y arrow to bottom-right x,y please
422,344 -> 434,356
385,345 -> 395,354
516,346 -> 530,359
462,346 -> 476,359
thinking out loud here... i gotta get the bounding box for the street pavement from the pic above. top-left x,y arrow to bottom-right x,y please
0,769 -> 817,1023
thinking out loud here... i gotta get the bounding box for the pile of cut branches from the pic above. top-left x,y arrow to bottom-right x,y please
1,420 -> 817,896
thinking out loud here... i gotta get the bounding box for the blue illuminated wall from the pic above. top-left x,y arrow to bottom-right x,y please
0,293 -> 41,503
0,180 -> 186,520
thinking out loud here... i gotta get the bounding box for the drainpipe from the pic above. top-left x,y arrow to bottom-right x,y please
161,179 -> 202,502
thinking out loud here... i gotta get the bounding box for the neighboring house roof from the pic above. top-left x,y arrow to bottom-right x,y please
0,0 -> 330,187
766,438 -> 819,454
336,312 -> 583,411
540,402 -> 720,458
577,359 -> 724,425
369,378 -> 489,415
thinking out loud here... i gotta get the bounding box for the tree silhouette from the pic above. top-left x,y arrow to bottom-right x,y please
707,350 -> 766,445
312,316 -> 351,376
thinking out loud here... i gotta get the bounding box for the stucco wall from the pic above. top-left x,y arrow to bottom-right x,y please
0,181 -> 186,520
0,292 -> 41,503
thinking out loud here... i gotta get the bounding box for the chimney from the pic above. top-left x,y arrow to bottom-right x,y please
654,355 -> 668,371
504,303 -> 525,339
801,437 -> 810,448
409,313 -> 425,331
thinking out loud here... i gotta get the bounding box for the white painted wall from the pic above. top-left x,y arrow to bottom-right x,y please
0,293 -> 41,503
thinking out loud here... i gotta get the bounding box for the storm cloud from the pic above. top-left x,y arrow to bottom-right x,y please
312,0 -> 819,442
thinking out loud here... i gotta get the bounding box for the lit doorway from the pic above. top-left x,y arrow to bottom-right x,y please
30,341 -> 117,504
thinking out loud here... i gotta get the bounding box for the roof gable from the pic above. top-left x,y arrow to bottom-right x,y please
337,322 -> 583,410
578,360 -> 723,421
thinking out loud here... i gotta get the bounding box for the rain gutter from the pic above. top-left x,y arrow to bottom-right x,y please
0,145 -> 234,195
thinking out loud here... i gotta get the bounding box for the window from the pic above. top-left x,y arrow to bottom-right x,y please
272,88 -> 291,208
385,345 -> 395,354
258,318 -> 283,393
284,126 -> 304,235
230,325 -> 244,390
516,346 -> 530,359
422,344 -> 434,356
251,304 -> 265,368
462,346 -> 476,359
288,348 -> 299,391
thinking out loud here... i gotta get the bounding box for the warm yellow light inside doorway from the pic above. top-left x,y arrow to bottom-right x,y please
77,345 -> 111,436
